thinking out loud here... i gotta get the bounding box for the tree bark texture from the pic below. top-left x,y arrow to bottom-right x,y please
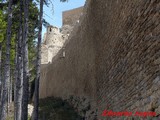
34,0 -> 43,119
22,0 -> 29,119
0,0 -> 13,119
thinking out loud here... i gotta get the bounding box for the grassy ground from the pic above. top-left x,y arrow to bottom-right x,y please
39,97 -> 83,120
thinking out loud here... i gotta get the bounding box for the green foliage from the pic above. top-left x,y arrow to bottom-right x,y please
0,0 -> 39,81
0,0 -> 69,74
0,10 -> 6,43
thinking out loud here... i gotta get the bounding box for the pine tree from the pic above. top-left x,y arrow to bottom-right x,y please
21,0 -> 29,119
14,35 -> 18,120
0,43 -> 2,99
0,0 -> 13,119
34,0 -> 43,119
15,0 -> 23,119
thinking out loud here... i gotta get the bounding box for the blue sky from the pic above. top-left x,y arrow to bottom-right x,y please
42,0 -> 86,37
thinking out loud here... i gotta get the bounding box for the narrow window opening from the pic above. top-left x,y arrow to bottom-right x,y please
60,47 -> 65,58
50,27 -> 52,32
63,51 -> 65,57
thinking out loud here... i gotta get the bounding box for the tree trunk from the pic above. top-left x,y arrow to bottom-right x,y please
15,0 -> 23,120
0,0 -> 13,119
7,79 -> 9,114
22,0 -> 29,119
8,71 -> 12,104
0,45 -> 5,103
0,44 -> 2,100
34,0 -> 43,119
16,54 -> 23,120
9,71 -> 12,103
14,37 -> 18,120
15,0 -> 24,119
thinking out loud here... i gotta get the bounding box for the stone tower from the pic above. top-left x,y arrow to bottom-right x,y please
41,7 -> 83,64
41,26 -> 64,64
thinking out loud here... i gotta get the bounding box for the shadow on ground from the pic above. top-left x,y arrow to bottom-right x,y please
39,97 -> 83,120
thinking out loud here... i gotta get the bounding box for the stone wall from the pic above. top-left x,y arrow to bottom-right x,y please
92,0 -> 160,119
40,0 -> 160,119
62,7 -> 83,26
40,0 -> 96,99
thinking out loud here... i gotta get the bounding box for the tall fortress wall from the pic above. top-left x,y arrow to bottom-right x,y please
40,0 -> 160,119
62,7 -> 83,26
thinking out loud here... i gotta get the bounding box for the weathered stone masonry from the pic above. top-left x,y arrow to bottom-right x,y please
40,0 -> 160,119
62,7 -> 83,26
93,0 -> 160,119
